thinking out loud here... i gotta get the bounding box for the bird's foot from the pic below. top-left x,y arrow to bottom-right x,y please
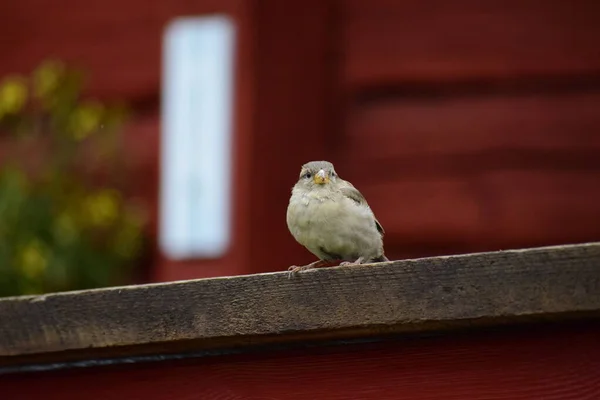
287,260 -> 330,279
339,257 -> 366,267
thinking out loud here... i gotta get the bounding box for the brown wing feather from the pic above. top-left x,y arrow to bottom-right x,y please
339,181 -> 385,237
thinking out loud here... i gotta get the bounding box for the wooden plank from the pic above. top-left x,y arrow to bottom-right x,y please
342,0 -> 600,86
1,323 -> 599,399
343,92 -> 600,162
351,178 -> 483,250
479,171 -> 600,244
1,242 -> 599,369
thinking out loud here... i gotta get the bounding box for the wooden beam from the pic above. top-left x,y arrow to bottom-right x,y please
245,0 -> 337,272
1,242 -> 599,370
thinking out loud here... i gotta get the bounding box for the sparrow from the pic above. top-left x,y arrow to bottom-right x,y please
286,160 -> 389,275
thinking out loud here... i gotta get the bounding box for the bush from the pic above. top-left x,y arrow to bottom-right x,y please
0,60 -> 146,297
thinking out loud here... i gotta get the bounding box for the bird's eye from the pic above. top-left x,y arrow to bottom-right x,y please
304,172 -> 312,179
331,172 -> 336,177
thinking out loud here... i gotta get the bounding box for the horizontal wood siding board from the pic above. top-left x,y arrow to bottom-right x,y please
337,90 -> 600,253
1,323 -> 599,399
342,0 -> 600,85
1,242 -> 599,368
344,93 -> 600,161
335,172 -> 600,252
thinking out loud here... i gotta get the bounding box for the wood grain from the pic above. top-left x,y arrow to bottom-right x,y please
1,242 -> 599,369
1,323 -> 599,399
342,0 -> 600,86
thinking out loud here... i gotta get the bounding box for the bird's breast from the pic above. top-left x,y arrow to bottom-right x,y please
288,194 -> 336,237
287,191 -> 381,260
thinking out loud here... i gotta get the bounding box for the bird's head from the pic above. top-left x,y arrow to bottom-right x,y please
296,160 -> 339,189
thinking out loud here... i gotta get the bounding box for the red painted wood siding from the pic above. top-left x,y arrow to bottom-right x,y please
333,0 -> 600,260
2,323 -> 599,399
1,0 -> 600,281
341,0 -> 600,85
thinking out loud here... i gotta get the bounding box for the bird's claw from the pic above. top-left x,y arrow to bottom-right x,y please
288,265 -> 313,273
339,257 -> 365,267
287,264 -> 314,279
339,261 -> 355,267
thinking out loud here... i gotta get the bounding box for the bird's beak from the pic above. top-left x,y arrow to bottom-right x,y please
313,169 -> 329,185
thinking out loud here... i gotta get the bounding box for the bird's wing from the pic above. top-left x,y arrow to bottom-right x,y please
339,180 -> 385,237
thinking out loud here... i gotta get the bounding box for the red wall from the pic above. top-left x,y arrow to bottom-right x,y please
1,0 -> 600,282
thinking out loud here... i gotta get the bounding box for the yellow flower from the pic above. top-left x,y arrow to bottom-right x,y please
85,190 -> 120,227
70,101 -> 104,140
18,240 -> 48,279
33,59 -> 64,99
0,76 -> 28,117
54,212 -> 77,244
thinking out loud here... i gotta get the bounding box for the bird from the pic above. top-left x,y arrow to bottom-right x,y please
286,160 -> 389,275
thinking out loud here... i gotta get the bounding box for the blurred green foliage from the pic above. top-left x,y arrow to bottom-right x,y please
0,60 -> 147,297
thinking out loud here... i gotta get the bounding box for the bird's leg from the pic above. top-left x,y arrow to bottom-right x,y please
339,257 -> 366,267
287,259 -> 330,278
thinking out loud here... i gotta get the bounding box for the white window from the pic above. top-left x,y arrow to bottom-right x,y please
160,15 -> 236,260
